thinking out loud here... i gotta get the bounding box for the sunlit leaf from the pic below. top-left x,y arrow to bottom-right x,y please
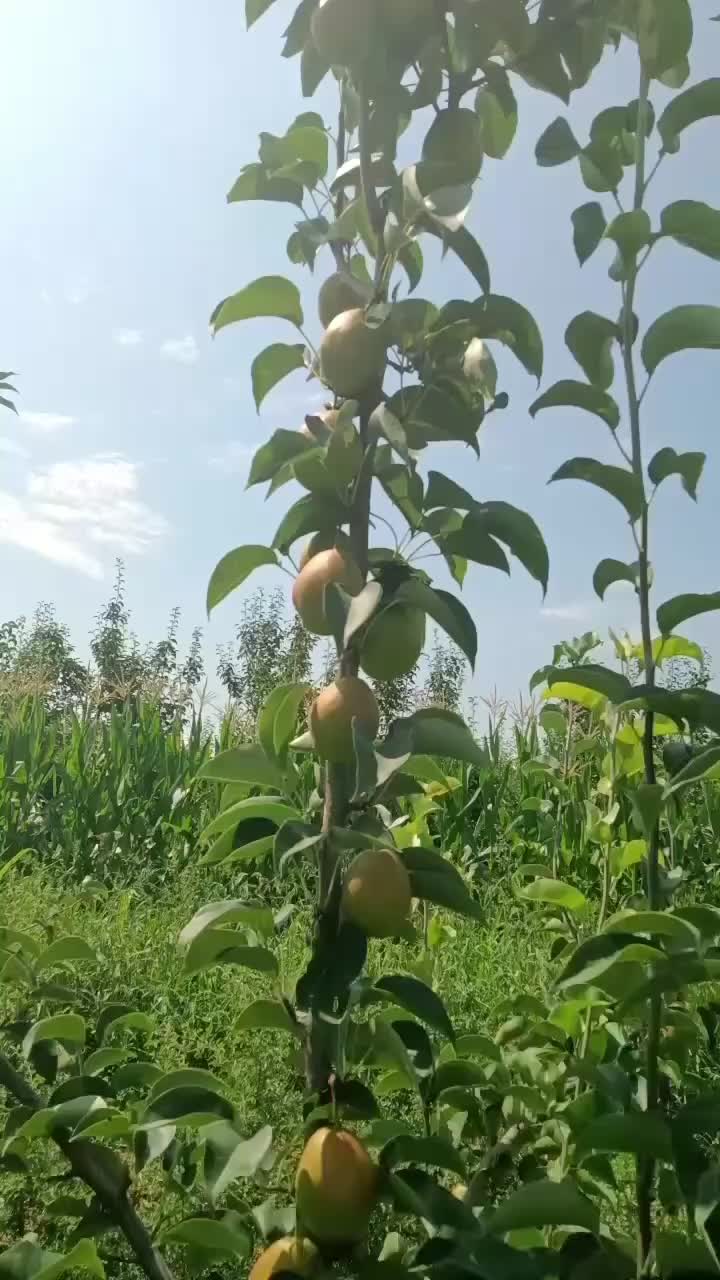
642,305 -> 720,375
211,276 -> 303,335
207,546 -> 278,616
530,380 -> 619,429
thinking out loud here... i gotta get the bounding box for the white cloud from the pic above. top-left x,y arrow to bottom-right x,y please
161,335 -> 199,365
0,454 -> 169,578
19,410 -> 75,434
540,602 -> 594,623
114,328 -> 143,347
0,437 -> 30,459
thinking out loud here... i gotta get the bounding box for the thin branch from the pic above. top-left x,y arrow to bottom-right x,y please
0,1052 -> 175,1280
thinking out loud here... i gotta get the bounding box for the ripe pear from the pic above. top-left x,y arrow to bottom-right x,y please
319,309 -> 386,399
292,548 -> 363,636
299,529 -> 352,570
296,1126 -> 377,1245
311,0 -> 375,68
318,272 -> 372,328
250,1236 -> 318,1280
341,847 -> 412,937
360,604 -> 426,680
310,676 -> 379,762
421,108 -> 484,185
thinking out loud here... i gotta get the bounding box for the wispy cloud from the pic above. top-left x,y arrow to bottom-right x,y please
0,437 -> 30,459
161,335 -> 199,365
0,454 -> 169,578
540,602 -> 594,623
19,410 -> 75,434
114,328 -> 143,347
208,442 -> 257,473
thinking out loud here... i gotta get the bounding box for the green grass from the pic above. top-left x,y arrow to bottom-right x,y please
0,867 -> 549,1260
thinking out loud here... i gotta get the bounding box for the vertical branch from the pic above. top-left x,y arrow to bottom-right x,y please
311,77 -> 383,1092
620,64 -> 661,1275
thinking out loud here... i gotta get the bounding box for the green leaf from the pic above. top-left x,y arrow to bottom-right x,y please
472,293 -> 543,380
605,911 -> 700,950
433,1062 -> 488,1100
237,999 -> 297,1034
455,1032 -> 502,1063
441,520 -> 509,576
260,124 -> 329,179
179,899 -> 275,950
251,343 -> 305,411
631,783 -> 665,838
579,140 -> 623,193
140,1086 -> 234,1130
657,591 -> 720,635
664,742 -> 720,796
576,1112 -> 672,1161
248,430 -> 309,487
23,1014 -> 85,1057
382,707 -> 486,768
429,224 -> 491,295
489,1179 -> 599,1235
642,305 -> 720,375
476,71 -> 517,159
389,1168 -> 472,1229
370,403 -> 410,463
246,0 -> 277,27
375,975 -> 455,1042
35,938 -> 97,971
203,1122 -> 273,1204
0,1240 -> 105,1280
605,209 -> 652,262
593,558 -> 638,599
148,1069 -> 228,1103
661,200 -> 720,261
272,493 -> 344,553
183,930 -> 279,977
198,745 -> 286,789
555,931 -> 655,991
159,1217 -> 251,1258
394,578 -> 477,669
97,1005 -> 154,1042
398,241 -> 423,293
226,163 -> 304,208
571,201 -> 607,266
530,379 -> 620,429
211,276 -> 303,335
520,878 -> 587,914
441,498 -> 549,594
257,682 -> 311,762
402,848 -> 483,922
550,457 -> 644,521
206,546 -> 278,615
201,796 -> 298,843
658,77 -> 720,151
380,1133 -> 466,1178
274,821 -> 323,873
535,117 -> 579,166
649,445 -> 705,499
639,0 -> 692,78
565,311 -> 618,391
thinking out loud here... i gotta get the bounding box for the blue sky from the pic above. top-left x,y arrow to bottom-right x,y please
0,0 -> 718,703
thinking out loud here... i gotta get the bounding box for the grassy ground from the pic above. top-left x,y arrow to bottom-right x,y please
0,865 -> 550,1267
